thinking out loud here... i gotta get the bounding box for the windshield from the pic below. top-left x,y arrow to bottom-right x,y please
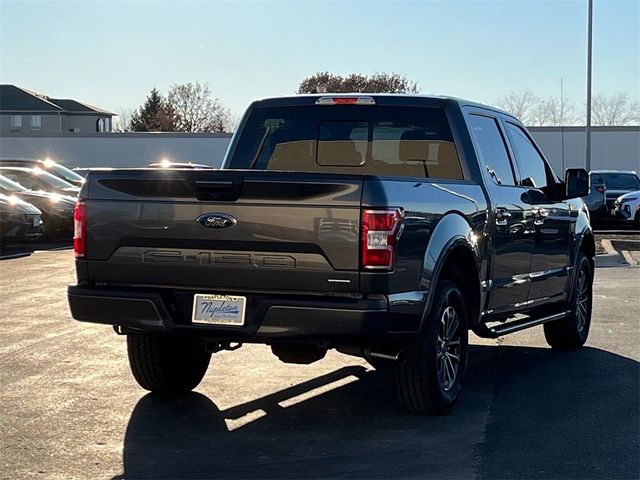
47,163 -> 85,183
228,105 -> 463,180
602,173 -> 640,190
0,168 -> 76,190
0,175 -> 27,193
33,169 -> 76,188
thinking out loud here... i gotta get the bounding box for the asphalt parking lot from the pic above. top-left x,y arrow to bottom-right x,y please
1,249 -> 638,479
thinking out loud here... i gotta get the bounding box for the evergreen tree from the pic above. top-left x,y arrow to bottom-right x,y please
129,88 -> 176,132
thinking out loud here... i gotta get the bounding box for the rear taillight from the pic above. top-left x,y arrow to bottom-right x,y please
73,201 -> 86,258
595,185 -> 606,194
361,208 -> 403,271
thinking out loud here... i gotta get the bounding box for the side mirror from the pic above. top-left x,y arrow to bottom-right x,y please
564,168 -> 589,199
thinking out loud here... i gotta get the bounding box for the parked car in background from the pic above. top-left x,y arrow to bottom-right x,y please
72,167 -> 112,177
591,170 -> 640,217
0,193 -> 43,245
0,158 -> 86,187
148,161 -> 216,169
0,175 -> 75,239
614,190 -> 640,228
583,172 -> 607,221
0,167 -> 80,197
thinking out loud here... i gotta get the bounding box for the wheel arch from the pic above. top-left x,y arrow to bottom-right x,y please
580,230 -> 596,266
420,213 -> 482,331
567,225 -> 595,303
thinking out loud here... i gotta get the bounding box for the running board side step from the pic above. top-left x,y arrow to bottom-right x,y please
474,311 -> 570,338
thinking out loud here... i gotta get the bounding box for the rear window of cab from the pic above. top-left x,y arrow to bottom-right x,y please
228,105 -> 464,180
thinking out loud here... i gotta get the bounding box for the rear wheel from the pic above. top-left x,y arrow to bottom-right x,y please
127,334 -> 211,394
544,253 -> 593,349
394,280 -> 468,415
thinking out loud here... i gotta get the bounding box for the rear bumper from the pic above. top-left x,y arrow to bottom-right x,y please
587,203 -> 608,219
67,285 -> 404,340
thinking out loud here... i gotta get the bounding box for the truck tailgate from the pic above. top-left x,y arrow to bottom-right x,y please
83,170 -> 363,294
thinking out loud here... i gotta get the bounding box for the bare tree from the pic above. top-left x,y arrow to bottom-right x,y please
112,108 -> 134,132
298,72 -> 419,94
209,109 -> 238,133
167,82 -> 234,133
496,89 -> 539,124
529,94 -> 580,126
591,92 -> 640,126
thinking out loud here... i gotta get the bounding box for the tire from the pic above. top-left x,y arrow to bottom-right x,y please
634,211 -> 639,229
127,334 -> 211,394
544,252 -> 593,350
394,280 -> 469,415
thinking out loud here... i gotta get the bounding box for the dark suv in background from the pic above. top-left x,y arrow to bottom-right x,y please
592,170 -> 640,217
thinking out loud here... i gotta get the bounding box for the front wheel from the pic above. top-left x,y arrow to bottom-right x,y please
127,334 -> 211,395
394,280 -> 469,415
544,252 -> 593,349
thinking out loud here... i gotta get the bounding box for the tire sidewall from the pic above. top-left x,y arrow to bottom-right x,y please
571,254 -> 593,343
422,281 -> 469,409
127,334 -> 211,394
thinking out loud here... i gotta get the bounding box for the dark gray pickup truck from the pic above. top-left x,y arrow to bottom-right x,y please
68,94 -> 595,415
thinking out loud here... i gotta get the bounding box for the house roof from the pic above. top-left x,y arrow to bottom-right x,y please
48,98 -> 113,114
0,85 -> 63,112
0,84 -> 114,115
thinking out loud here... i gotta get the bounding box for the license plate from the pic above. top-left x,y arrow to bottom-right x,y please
33,215 -> 41,227
192,294 -> 246,326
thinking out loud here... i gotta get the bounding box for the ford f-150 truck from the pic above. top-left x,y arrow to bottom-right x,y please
68,94 -> 595,415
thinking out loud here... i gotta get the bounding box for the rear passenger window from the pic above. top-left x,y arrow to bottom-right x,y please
504,123 -> 549,191
468,115 -> 515,186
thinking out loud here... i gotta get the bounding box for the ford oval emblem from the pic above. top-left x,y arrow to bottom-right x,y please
196,213 -> 237,229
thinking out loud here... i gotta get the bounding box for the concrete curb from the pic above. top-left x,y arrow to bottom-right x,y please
600,239 -> 616,255
595,253 -> 629,268
596,239 -> 631,268
620,250 -> 639,266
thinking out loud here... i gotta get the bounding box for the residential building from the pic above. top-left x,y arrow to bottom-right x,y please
0,84 -> 115,134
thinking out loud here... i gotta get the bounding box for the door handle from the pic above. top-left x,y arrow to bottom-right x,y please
532,207 -> 549,225
495,207 -> 512,226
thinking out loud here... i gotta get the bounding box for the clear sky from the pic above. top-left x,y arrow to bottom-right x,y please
1,0 -> 638,118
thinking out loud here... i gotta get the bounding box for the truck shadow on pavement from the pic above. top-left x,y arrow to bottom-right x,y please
113,345 -> 639,480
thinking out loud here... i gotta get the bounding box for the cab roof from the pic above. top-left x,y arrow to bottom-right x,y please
251,93 -> 518,120
591,170 -> 638,175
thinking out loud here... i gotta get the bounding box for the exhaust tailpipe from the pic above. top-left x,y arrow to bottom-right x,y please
366,349 -> 405,363
337,345 -> 405,363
